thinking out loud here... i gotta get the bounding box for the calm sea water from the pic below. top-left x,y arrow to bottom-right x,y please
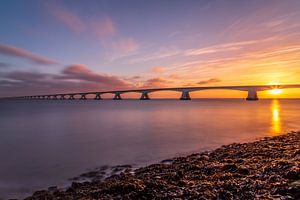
0,99 -> 300,199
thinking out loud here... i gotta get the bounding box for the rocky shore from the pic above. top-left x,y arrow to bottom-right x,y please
25,132 -> 299,200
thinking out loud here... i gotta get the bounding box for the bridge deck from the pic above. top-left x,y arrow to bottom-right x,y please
2,84 -> 300,100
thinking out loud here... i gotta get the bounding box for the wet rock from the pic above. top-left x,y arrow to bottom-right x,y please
237,167 -> 250,175
25,131 -> 300,200
284,167 -> 300,180
222,163 -> 238,172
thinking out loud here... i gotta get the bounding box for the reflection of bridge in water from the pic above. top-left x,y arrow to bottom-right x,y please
3,84 -> 300,101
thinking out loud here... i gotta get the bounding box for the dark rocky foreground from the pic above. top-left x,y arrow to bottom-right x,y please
26,132 -> 300,200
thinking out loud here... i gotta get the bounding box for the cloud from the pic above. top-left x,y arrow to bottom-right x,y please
110,38 -> 138,52
5,71 -> 51,82
142,77 -> 173,88
197,78 -> 221,85
184,37 -> 276,56
49,3 -> 85,32
151,67 -> 166,73
58,64 -> 132,87
0,44 -> 57,65
128,47 -> 180,64
0,64 -> 135,97
91,17 -> 116,39
0,62 -> 10,68
49,3 -> 116,39
131,76 -> 141,79
128,37 -> 276,64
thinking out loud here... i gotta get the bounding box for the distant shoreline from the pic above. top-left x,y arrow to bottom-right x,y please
25,131 -> 300,199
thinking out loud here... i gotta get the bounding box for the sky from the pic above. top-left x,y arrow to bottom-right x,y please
0,0 -> 300,98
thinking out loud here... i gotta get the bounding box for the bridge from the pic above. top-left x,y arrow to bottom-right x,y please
2,84 -> 300,101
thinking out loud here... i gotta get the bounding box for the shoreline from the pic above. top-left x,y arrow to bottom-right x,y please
26,132 -> 299,199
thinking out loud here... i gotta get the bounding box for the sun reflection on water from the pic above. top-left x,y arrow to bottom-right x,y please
271,99 -> 281,135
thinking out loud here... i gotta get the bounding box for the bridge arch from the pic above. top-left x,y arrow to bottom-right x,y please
188,89 -> 247,99
145,89 -> 182,99
119,91 -> 142,99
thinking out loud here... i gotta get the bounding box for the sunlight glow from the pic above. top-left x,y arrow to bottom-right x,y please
269,89 -> 283,95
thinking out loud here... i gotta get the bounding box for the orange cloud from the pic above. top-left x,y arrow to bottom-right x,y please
152,67 -> 166,73
142,77 -> 173,88
0,44 -> 57,65
197,78 -> 221,85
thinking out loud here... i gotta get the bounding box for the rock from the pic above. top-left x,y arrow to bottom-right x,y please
237,167 -> 250,175
222,164 -> 238,172
284,167 -> 300,180
24,132 -> 300,200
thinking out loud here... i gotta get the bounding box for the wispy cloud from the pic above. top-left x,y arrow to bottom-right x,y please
110,38 -> 138,52
50,3 -> 116,39
50,3 -> 85,32
48,2 -> 138,54
151,66 -> 166,73
91,17 -> 116,39
142,77 -> 173,88
0,44 -> 57,65
166,43 -> 300,85
184,37 -> 277,56
127,37 -> 277,64
197,78 -> 221,85
128,47 -> 180,64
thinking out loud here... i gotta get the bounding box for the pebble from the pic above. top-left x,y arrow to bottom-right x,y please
25,132 -> 300,200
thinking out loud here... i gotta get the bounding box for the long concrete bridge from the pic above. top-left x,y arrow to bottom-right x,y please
2,84 -> 300,101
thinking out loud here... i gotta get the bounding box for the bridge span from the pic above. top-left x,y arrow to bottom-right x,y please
2,84 -> 300,101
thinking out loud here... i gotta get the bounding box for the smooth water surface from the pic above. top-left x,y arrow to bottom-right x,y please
0,99 -> 299,199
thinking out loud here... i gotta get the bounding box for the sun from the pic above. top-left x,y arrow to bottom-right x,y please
269,89 -> 282,95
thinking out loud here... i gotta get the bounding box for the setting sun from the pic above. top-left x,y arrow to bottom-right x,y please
269,89 -> 283,95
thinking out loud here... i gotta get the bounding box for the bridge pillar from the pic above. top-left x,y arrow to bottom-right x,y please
69,95 -> 75,100
60,95 -> 65,100
94,93 -> 102,100
46,96 -> 51,100
246,90 -> 259,101
80,94 -> 87,100
53,95 -> 58,100
180,91 -> 191,100
140,92 -> 150,100
113,93 -> 122,100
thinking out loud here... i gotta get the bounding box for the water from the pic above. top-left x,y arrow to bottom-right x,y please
0,99 -> 299,199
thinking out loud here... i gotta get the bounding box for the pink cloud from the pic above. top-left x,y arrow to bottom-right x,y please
50,4 -> 85,32
111,38 -> 138,52
0,64 -> 135,96
151,67 -> 166,73
91,17 -> 116,39
60,64 -> 132,88
0,44 -> 57,65
49,3 -> 116,39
